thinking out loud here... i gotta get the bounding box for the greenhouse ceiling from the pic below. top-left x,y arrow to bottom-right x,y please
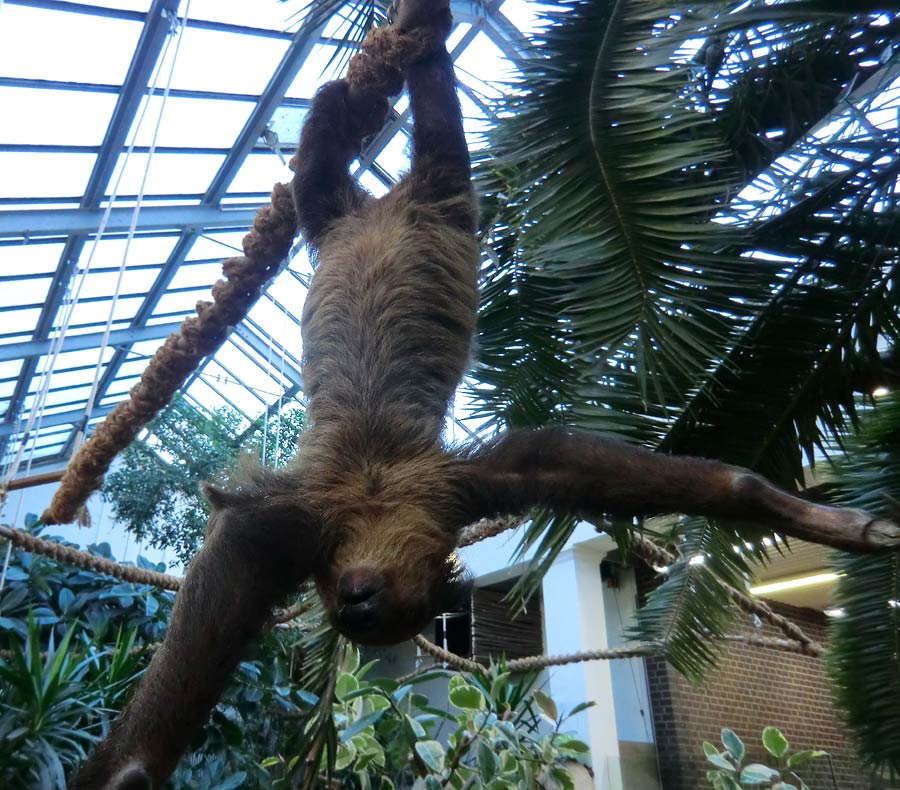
0,0 -> 527,472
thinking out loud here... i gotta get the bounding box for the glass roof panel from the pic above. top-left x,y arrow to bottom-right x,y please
88,1 -> 152,11
25,384 -> 95,411
357,170 -> 389,197
159,26 -> 290,95
183,0 -> 296,31
129,339 -> 168,358
102,375 -> 142,400
72,267 -> 163,300
284,43 -> 344,99
244,298 -> 297,349
31,365 -> 108,393
116,358 -> 154,380
106,152 -> 227,197
32,423 -> 73,440
0,152 -> 97,199
152,287 -> 213,318
65,295 -> 144,328
188,376 -> 241,415
201,360 -> 267,411
211,342 -> 284,394
127,95 -> 256,149
49,347 -> 116,372
498,0 -> 553,35
267,270 -> 308,316
187,232 -> 247,260
454,32 -> 509,100
0,307 -> 42,336
373,129 -> 412,181
78,235 -> 178,269
227,153 -> 294,196
0,361 -> 22,382
0,88 -> 118,147
0,4 -> 143,84
65,319 -> 133,336
0,276 -> 51,309
166,261 -> 222,290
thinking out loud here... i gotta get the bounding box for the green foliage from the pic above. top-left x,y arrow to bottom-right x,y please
824,391 -> 900,778
703,727 -> 827,790
262,650 -> 591,789
474,0 -> 900,761
102,396 -> 304,564
0,537 -> 163,789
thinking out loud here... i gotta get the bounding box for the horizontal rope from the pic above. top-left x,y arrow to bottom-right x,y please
0,524 -> 181,591
0,524 -> 307,624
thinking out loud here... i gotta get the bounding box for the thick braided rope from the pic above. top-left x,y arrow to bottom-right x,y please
42,182 -> 298,525
0,524 -> 307,624
723,633 -> 824,657
345,25 -> 445,96
0,524 -> 181,590
413,634 -> 485,672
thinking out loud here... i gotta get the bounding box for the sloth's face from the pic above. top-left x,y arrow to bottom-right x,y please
315,507 -> 471,645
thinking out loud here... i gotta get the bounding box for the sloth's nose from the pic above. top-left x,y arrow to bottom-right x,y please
337,568 -> 385,606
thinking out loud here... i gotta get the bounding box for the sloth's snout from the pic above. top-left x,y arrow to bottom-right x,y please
336,567 -> 385,629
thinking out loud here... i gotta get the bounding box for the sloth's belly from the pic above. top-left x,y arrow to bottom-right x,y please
300,206 -> 479,436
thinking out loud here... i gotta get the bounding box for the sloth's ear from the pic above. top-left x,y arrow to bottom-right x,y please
200,481 -> 242,510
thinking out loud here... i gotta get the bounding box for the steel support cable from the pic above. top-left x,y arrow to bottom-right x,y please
78,1 -> 193,456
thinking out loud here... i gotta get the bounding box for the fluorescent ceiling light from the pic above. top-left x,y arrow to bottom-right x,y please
750,572 -> 839,595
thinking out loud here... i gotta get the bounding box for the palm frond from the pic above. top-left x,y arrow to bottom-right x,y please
661,114 -> 900,485
825,392 -> 900,778
280,0 -> 390,70
628,517 -> 752,681
474,0 -> 749,430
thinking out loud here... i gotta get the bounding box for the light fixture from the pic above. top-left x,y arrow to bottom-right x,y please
873,386 -> 890,397
749,571 -> 840,595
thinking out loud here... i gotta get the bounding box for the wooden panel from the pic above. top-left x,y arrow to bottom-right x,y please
471,587 -> 543,664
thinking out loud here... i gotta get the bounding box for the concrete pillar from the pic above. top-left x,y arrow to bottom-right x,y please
542,545 -> 623,790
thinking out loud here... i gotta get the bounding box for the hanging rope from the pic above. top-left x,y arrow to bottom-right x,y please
78,3 -> 193,457
41,180 -> 297,525
0,524 -> 181,590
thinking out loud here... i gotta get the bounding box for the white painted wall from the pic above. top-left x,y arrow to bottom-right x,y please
461,524 -> 660,790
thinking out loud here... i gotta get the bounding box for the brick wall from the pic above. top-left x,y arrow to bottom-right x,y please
643,599 -> 876,789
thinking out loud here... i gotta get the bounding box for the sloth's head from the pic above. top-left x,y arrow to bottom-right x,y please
316,504 -> 471,645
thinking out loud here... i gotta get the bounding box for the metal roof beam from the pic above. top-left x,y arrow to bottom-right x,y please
0,0 -> 179,461
0,204 -> 260,240
203,14 -> 328,202
0,402 -> 116,438
0,322 -> 183,364
231,323 -> 304,389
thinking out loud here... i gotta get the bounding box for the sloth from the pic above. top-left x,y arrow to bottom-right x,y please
69,0 -> 900,786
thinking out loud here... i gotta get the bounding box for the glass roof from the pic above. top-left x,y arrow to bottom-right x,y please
0,0 -> 527,470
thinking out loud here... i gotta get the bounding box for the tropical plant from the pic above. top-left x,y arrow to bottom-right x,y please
101,395 -> 304,564
469,0 -> 900,774
703,726 -> 829,790
824,391 -> 900,777
262,642 -> 591,789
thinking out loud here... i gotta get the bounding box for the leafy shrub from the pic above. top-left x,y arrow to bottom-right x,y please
703,727 -> 828,790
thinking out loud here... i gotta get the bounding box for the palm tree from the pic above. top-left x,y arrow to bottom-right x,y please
472,0 -> 900,775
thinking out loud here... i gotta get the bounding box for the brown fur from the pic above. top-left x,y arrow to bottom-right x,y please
69,0 -> 900,784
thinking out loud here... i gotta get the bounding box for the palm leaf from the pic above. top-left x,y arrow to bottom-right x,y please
628,517 -> 752,681
826,392 -> 900,777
